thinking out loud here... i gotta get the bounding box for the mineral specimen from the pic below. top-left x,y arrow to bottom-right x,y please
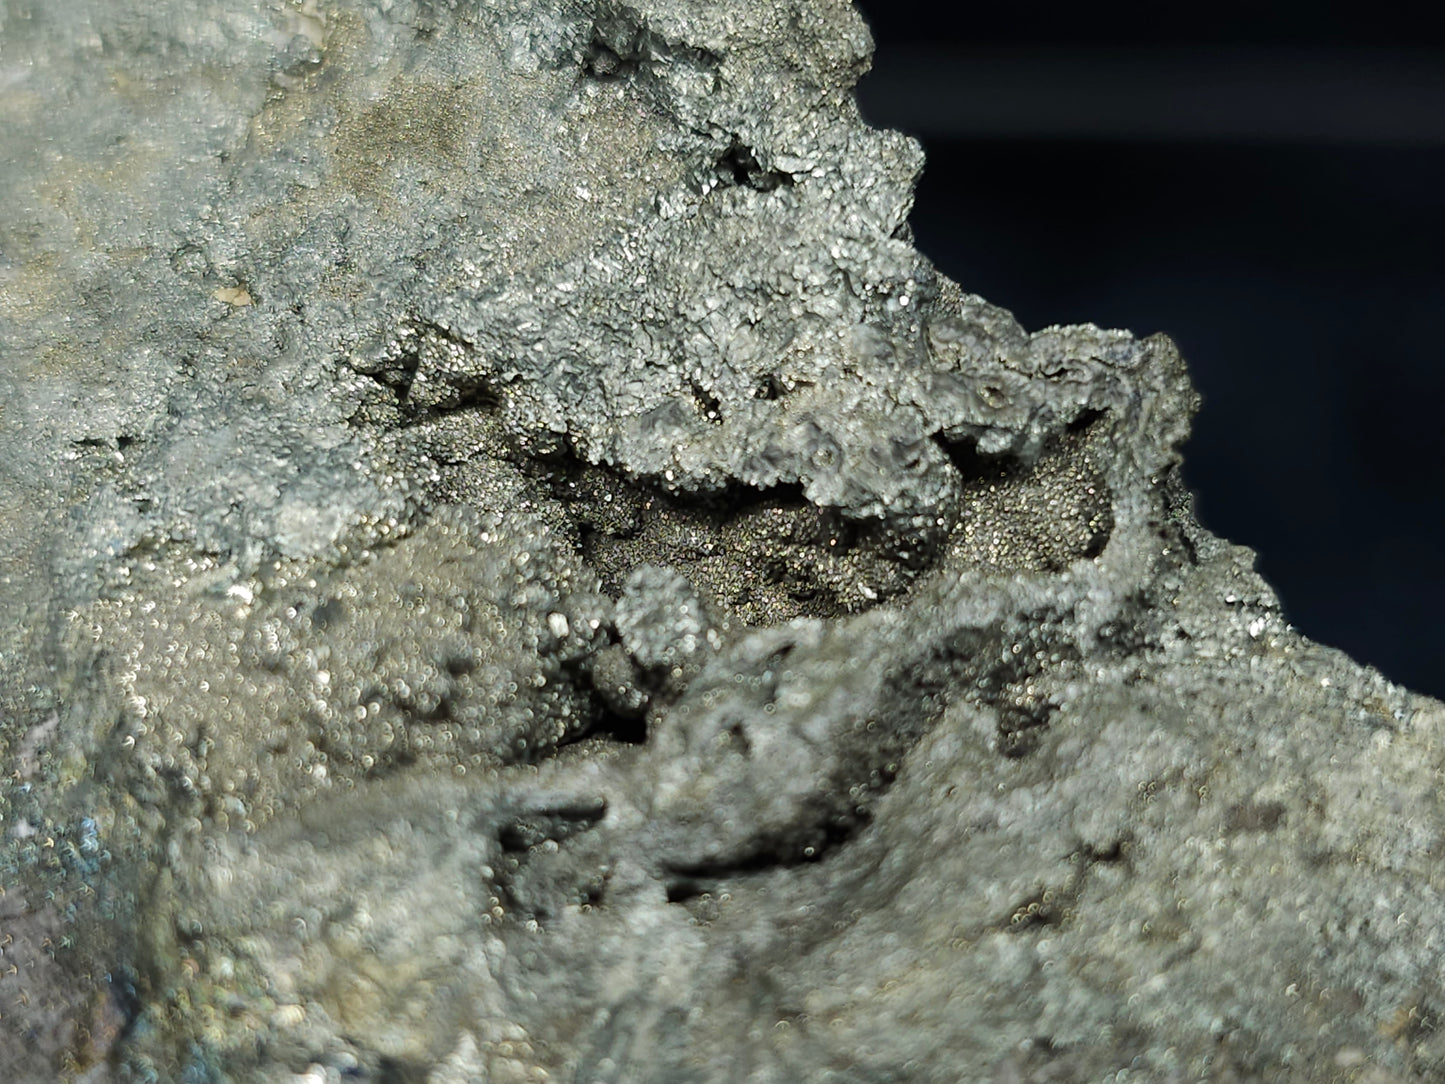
1,1 -> 1440,1081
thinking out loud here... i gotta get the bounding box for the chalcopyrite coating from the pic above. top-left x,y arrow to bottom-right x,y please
1,2 -> 1439,1081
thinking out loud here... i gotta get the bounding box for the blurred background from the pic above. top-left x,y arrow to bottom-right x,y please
854,1 -> 1445,699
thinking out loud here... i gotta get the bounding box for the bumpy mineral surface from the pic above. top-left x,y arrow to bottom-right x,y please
1,2 -> 1440,1082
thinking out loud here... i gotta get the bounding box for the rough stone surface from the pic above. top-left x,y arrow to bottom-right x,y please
1,2 -> 1440,1082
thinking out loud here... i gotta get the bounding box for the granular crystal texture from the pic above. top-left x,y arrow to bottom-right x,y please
1,2 -> 1440,1082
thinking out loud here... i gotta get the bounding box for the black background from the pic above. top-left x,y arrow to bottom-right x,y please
853,1 -> 1445,698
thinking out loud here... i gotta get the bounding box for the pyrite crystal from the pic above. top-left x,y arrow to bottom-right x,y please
1,2 -> 1438,1081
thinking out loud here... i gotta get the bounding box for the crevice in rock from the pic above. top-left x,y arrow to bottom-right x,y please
349,319 -> 502,424
659,815 -> 864,901
941,419 -> 1116,573
377,1055 -> 430,1084
931,430 -> 1000,482
573,643 -> 650,745
355,342 -> 419,397
646,632 -> 1004,901
71,436 -> 119,451
663,878 -> 710,905
1066,406 -> 1108,434
714,140 -> 793,192
492,797 -> 609,922
424,375 -> 503,418
1081,838 -> 1129,865
689,380 -> 724,424
581,17 -> 722,83
753,372 -> 786,401
498,798 -> 607,854
582,36 -> 636,81
586,704 -> 647,745
529,449 -> 917,623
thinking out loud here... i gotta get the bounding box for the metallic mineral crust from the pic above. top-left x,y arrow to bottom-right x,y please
0,2 -> 1440,1082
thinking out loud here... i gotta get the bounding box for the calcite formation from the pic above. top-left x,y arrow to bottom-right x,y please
1,2 -> 1439,1081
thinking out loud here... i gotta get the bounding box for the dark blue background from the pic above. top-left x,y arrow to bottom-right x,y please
855,2 -> 1445,699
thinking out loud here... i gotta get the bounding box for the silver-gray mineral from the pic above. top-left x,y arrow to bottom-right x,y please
0,2 -> 1438,1082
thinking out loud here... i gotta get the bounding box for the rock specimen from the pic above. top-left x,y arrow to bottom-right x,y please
0,1 -> 1439,1081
